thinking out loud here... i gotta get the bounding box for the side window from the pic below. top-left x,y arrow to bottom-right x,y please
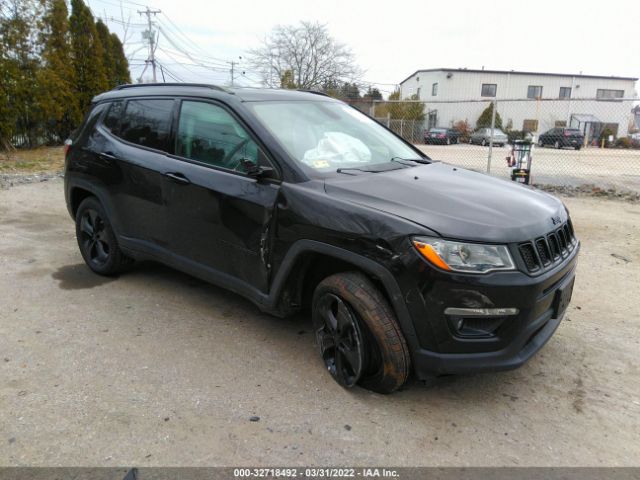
103,101 -> 124,134
176,101 -> 261,172
119,99 -> 174,152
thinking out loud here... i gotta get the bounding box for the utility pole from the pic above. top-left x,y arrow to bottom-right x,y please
229,60 -> 236,86
138,6 -> 161,82
228,56 -> 242,87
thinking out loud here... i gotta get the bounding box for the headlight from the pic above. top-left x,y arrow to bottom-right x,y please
413,237 -> 515,274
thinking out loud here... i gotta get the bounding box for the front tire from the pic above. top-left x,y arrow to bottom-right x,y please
554,140 -> 561,149
75,196 -> 132,275
312,272 -> 410,394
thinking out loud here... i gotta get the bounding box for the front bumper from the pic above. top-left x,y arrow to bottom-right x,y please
398,242 -> 579,378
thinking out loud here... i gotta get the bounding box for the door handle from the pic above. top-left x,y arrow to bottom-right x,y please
98,151 -> 118,161
164,172 -> 190,185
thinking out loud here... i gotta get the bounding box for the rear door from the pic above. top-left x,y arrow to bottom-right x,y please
101,98 -> 176,247
162,99 -> 280,293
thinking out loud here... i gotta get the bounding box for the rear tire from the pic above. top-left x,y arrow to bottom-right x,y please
312,272 -> 410,394
554,140 -> 561,149
481,139 -> 487,146
75,196 -> 132,276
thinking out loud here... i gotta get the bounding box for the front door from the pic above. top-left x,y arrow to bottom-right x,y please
162,100 -> 280,293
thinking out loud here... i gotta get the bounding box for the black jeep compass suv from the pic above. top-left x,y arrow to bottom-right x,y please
64,84 -> 579,393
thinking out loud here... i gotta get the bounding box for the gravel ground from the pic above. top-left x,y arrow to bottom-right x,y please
0,178 -> 639,466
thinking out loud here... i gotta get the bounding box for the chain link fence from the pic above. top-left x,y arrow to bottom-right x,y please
354,97 -> 640,194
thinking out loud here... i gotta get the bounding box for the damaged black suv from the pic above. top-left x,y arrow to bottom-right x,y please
64,84 -> 579,393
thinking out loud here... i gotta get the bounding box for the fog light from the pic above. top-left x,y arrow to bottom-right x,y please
445,307 -> 518,338
444,307 -> 519,317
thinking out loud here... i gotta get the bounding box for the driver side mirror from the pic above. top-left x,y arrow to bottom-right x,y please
240,158 -> 275,180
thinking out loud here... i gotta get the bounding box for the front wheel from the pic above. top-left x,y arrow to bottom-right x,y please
481,139 -> 487,146
312,272 -> 410,394
554,140 -> 561,149
75,196 -> 132,275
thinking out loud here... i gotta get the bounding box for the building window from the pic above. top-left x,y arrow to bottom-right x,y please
432,83 -> 438,96
416,76 -> 419,82
416,87 -> 421,99
523,119 -> 539,132
559,87 -> 571,99
527,86 -> 543,99
481,84 -> 496,97
596,89 -> 624,101
555,120 -> 567,127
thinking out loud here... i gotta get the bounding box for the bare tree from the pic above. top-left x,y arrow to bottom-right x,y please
248,21 -> 361,89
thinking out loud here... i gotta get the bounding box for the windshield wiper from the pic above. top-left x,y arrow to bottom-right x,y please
336,167 -> 383,174
391,157 -> 431,165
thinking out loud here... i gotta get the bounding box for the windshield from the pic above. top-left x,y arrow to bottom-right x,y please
430,128 -> 446,133
245,101 -> 425,175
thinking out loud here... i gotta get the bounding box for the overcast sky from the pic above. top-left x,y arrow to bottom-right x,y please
88,0 -> 639,97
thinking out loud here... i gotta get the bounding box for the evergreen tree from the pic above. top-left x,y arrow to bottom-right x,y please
363,86 -> 382,101
0,0 -> 40,147
476,102 -> 503,130
95,19 -> 115,86
36,0 -> 81,141
109,32 -> 131,85
69,0 -> 108,113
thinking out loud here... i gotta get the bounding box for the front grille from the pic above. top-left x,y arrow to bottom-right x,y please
518,219 -> 577,273
519,243 -> 539,271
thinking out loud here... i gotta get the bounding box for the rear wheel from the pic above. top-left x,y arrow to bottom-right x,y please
75,197 -> 132,275
554,140 -> 561,149
312,272 -> 410,394
481,139 -> 487,146
446,137 -> 451,145
575,145 -> 581,151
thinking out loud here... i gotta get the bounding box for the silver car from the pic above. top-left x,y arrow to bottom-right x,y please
469,128 -> 508,146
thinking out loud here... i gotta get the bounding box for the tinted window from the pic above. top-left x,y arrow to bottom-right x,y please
103,101 -> 124,134
176,101 -> 260,171
120,99 -> 174,151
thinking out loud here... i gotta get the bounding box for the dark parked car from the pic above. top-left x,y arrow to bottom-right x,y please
64,84 -> 579,393
424,127 -> 461,145
538,127 -> 584,150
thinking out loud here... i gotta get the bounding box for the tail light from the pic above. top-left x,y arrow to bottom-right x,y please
564,131 -> 570,137
64,139 -> 72,158
438,134 -> 445,138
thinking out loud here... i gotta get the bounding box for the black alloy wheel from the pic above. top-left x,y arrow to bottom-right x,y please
75,196 -> 132,275
315,292 -> 366,388
79,208 -> 111,268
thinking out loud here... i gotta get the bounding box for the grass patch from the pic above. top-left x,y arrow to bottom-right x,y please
0,146 -> 65,173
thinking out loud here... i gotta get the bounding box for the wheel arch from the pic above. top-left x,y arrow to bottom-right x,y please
267,240 -> 419,351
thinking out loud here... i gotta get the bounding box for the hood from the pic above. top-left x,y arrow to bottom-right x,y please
323,162 -> 566,243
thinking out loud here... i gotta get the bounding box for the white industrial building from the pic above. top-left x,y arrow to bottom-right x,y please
399,68 -> 638,140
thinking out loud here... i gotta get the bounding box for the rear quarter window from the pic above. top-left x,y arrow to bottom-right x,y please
119,99 -> 174,152
103,101 -> 124,134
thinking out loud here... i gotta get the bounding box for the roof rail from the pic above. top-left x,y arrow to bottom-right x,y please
113,83 -> 231,93
296,89 -> 330,97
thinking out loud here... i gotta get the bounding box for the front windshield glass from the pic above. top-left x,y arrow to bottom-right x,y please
246,101 -> 424,175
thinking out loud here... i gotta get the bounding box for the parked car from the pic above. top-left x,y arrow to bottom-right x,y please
64,83 -> 579,393
538,127 -> 584,150
469,128 -> 508,146
424,127 -> 461,145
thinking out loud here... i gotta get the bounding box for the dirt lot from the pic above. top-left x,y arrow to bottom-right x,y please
0,178 -> 639,466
